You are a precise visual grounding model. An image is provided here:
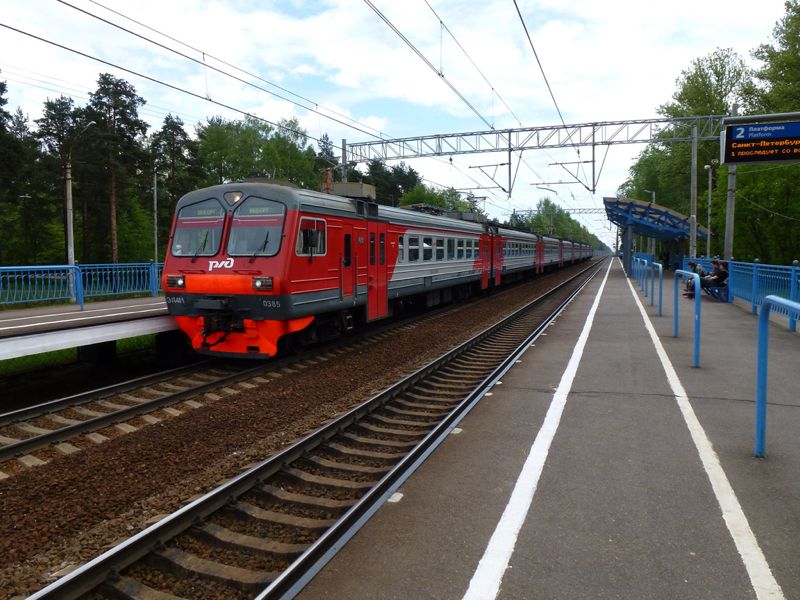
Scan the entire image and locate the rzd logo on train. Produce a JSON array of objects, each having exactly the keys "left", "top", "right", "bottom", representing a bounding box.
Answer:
[{"left": 208, "top": 258, "right": 234, "bottom": 271}]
